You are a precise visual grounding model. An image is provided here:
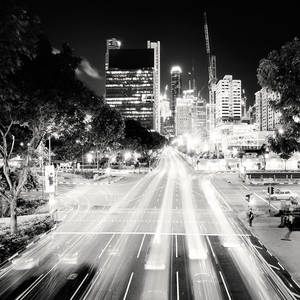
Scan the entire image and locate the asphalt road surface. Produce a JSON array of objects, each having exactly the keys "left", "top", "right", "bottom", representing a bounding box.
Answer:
[{"left": 0, "top": 147, "right": 297, "bottom": 300}]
